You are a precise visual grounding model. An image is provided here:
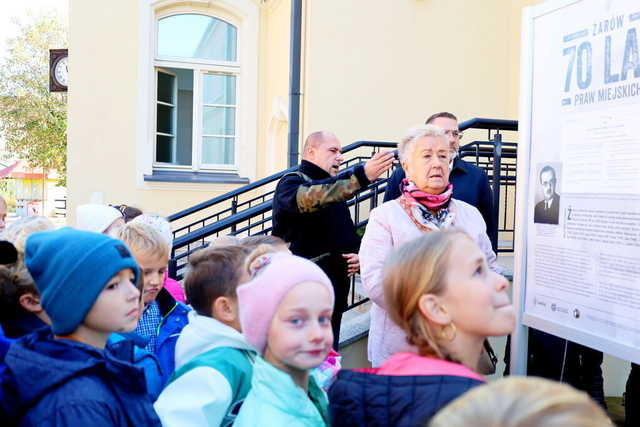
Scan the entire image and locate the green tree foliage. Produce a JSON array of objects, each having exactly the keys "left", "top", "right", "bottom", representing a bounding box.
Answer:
[{"left": 0, "top": 11, "right": 68, "bottom": 185}]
